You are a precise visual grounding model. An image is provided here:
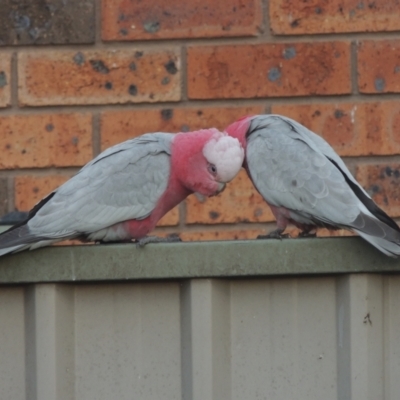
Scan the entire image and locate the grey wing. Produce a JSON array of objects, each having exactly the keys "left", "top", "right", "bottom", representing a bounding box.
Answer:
[
  {"left": 268, "top": 114, "right": 371, "bottom": 198},
  {"left": 246, "top": 116, "right": 361, "bottom": 226},
  {"left": 27, "top": 132, "right": 174, "bottom": 237}
]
